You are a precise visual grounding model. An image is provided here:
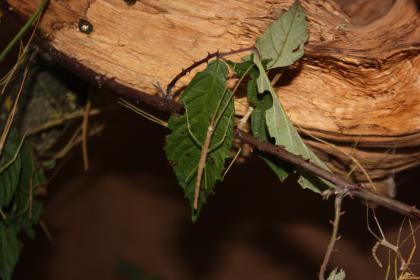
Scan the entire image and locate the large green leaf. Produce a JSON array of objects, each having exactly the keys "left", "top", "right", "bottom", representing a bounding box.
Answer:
[
  {"left": 0, "top": 223, "right": 21, "bottom": 280},
  {"left": 0, "top": 131, "right": 22, "bottom": 209},
  {"left": 10, "top": 144, "right": 33, "bottom": 217},
  {"left": 0, "top": 201, "right": 42, "bottom": 280},
  {"left": 165, "top": 60, "right": 234, "bottom": 221},
  {"left": 249, "top": 77, "right": 290, "bottom": 182},
  {"left": 0, "top": 129, "right": 44, "bottom": 279},
  {"left": 256, "top": 0, "right": 308, "bottom": 69},
  {"left": 254, "top": 55, "right": 332, "bottom": 192}
]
